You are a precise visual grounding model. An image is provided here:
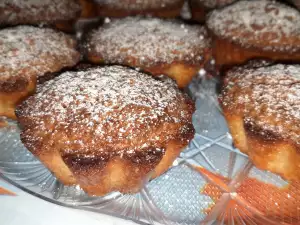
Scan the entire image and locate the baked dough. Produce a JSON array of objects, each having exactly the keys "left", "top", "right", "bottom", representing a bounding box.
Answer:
[
  {"left": 207, "top": 0, "right": 300, "bottom": 66},
  {"left": 220, "top": 64, "right": 300, "bottom": 181},
  {"left": 0, "top": 26, "right": 80, "bottom": 119},
  {"left": 16, "top": 66, "right": 195, "bottom": 196},
  {"left": 84, "top": 17, "right": 212, "bottom": 88}
]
